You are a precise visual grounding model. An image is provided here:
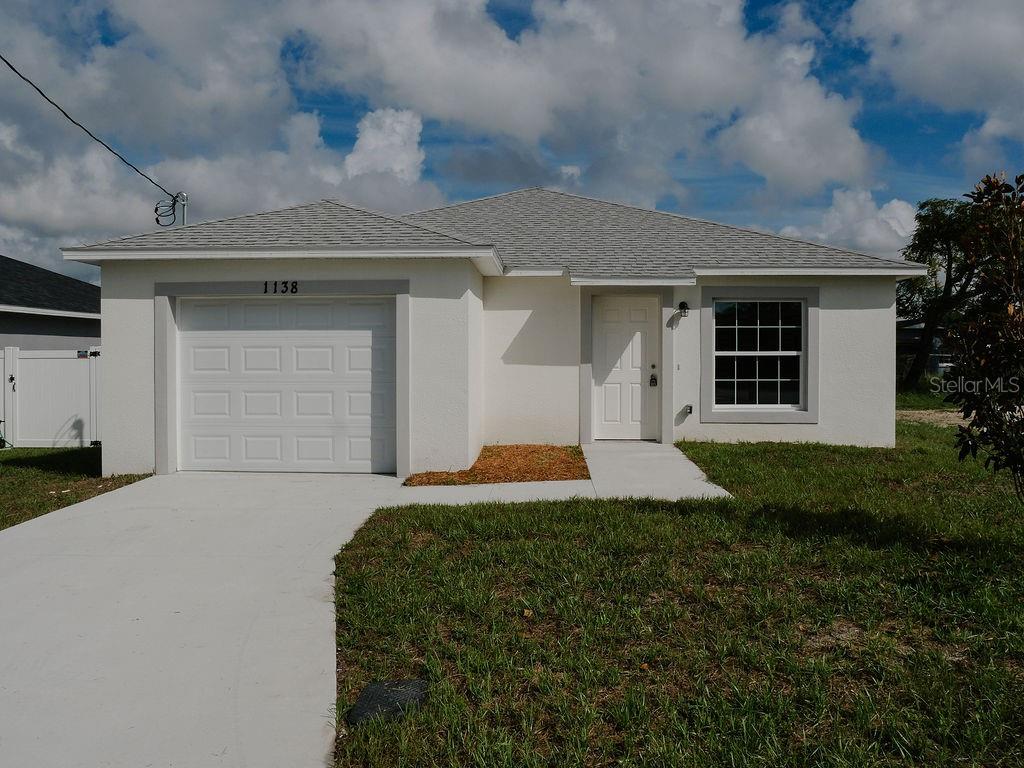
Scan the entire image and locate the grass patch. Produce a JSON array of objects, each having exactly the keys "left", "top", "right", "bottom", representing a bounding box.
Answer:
[
  {"left": 0, "top": 447, "right": 148, "bottom": 531},
  {"left": 896, "top": 387, "right": 957, "bottom": 411},
  {"left": 404, "top": 444, "right": 589, "bottom": 486},
  {"left": 335, "top": 423, "right": 1022, "bottom": 767}
]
